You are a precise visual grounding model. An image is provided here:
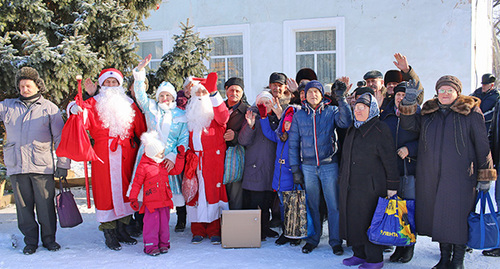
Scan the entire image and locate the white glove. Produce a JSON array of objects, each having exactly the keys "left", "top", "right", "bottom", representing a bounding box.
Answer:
[
  {"left": 70, "top": 104, "right": 83, "bottom": 115},
  {"left": 387, "top": 190, "right": 397, "bottom": 198}
]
